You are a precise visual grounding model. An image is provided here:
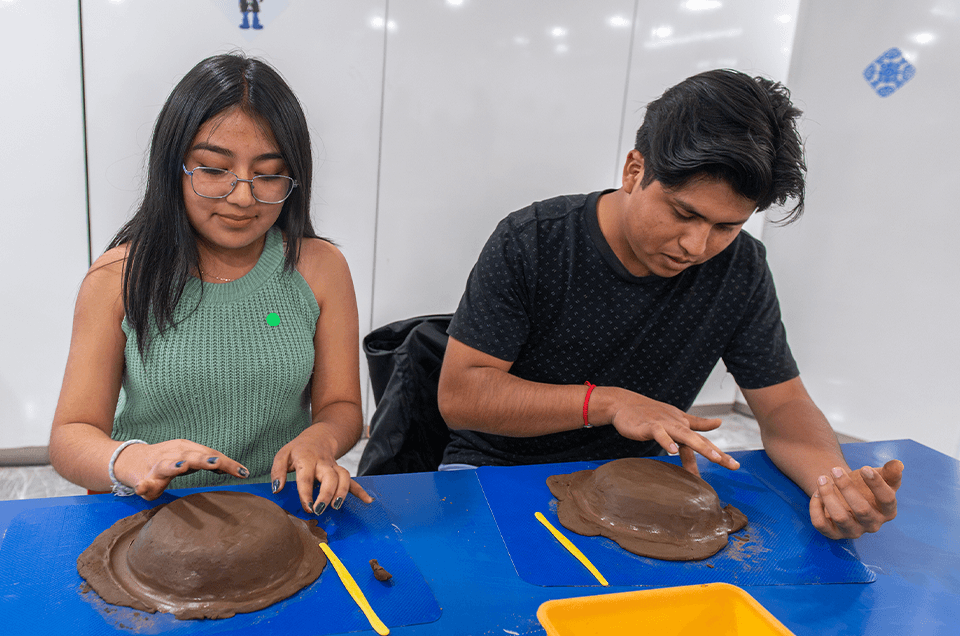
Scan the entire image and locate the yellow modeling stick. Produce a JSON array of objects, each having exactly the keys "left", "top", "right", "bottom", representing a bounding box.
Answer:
[
  {"left": 535, "top": 511, "right": 609, "bottom": 586},
  {"left": 319, "top": 542, "right": 390, "bottom": 635}
]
